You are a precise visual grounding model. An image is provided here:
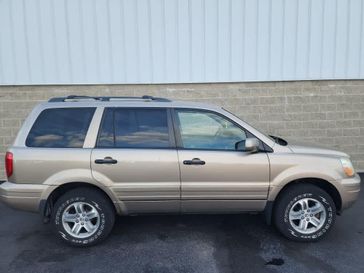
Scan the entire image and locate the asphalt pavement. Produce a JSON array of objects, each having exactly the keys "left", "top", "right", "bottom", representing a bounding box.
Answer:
[{"left": 0, "top": 175, "right": 363, "bottom": 273}]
